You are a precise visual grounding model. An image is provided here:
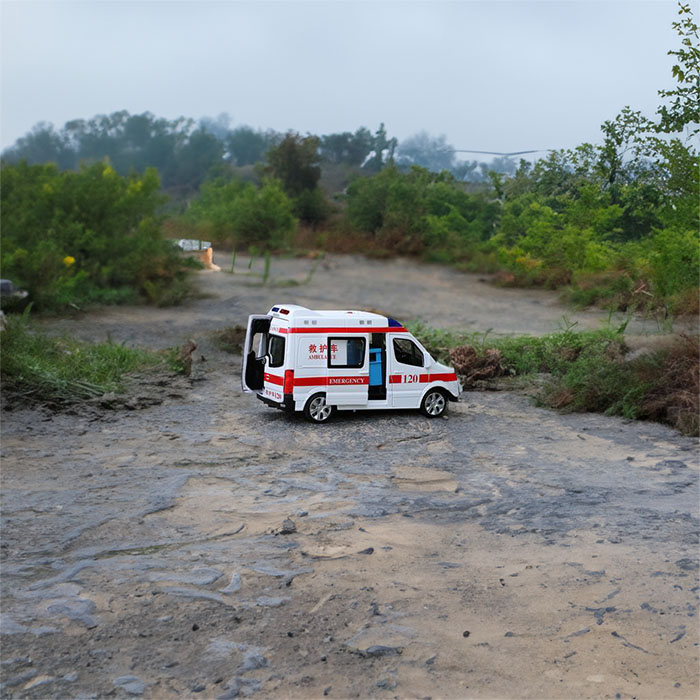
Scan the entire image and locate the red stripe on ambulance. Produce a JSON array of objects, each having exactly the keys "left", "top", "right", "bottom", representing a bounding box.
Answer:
[
  {"left": 421, "top": 372, "right": 458, "bottom": 383},
  {"left": 293, "top": 376, "right": 369, "bottom": 387},
  {"left": 288, "top": 326, "right": 408, "bottom": 334},
  {"left": 390, "top": 372, "right": 458, "bottom": 384},
  {"left": 270, "top": 372, "right": 456, "bottom": 388}
]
